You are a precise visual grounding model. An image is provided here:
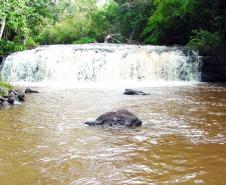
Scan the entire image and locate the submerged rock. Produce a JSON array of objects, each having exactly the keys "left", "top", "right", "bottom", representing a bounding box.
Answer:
[
  {"left": 84, "top": 109, "right": 142, "bottom": 127},
  {"left": 25, "top": 88, "right": 39, "bottom": 94},
  {"left": 124, "top": 89, "right": 149, "bottom": 96}
]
